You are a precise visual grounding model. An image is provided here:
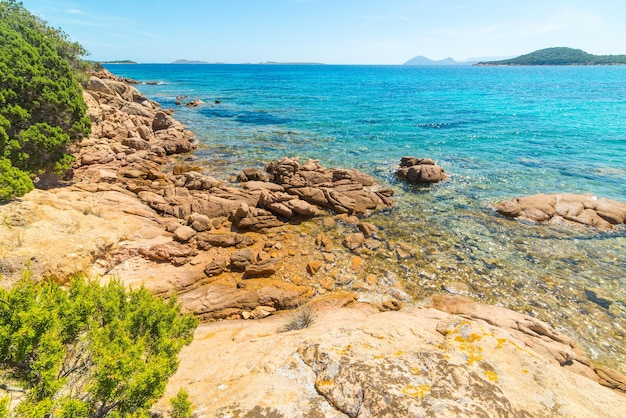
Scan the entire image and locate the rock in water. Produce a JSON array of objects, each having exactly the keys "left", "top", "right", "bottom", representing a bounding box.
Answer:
[
  {"left": 495, "top": 193, "right": 626, "bottom": 231},
  {"left": 396, "top": 156, "right": 447, "bottom": 183}
]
